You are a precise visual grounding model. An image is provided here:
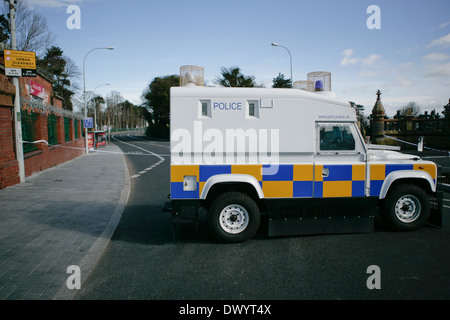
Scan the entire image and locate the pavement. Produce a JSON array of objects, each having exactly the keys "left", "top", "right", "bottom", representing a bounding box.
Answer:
[{"left": 0, "top": 142, "right": 130, "bottom": 300}]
